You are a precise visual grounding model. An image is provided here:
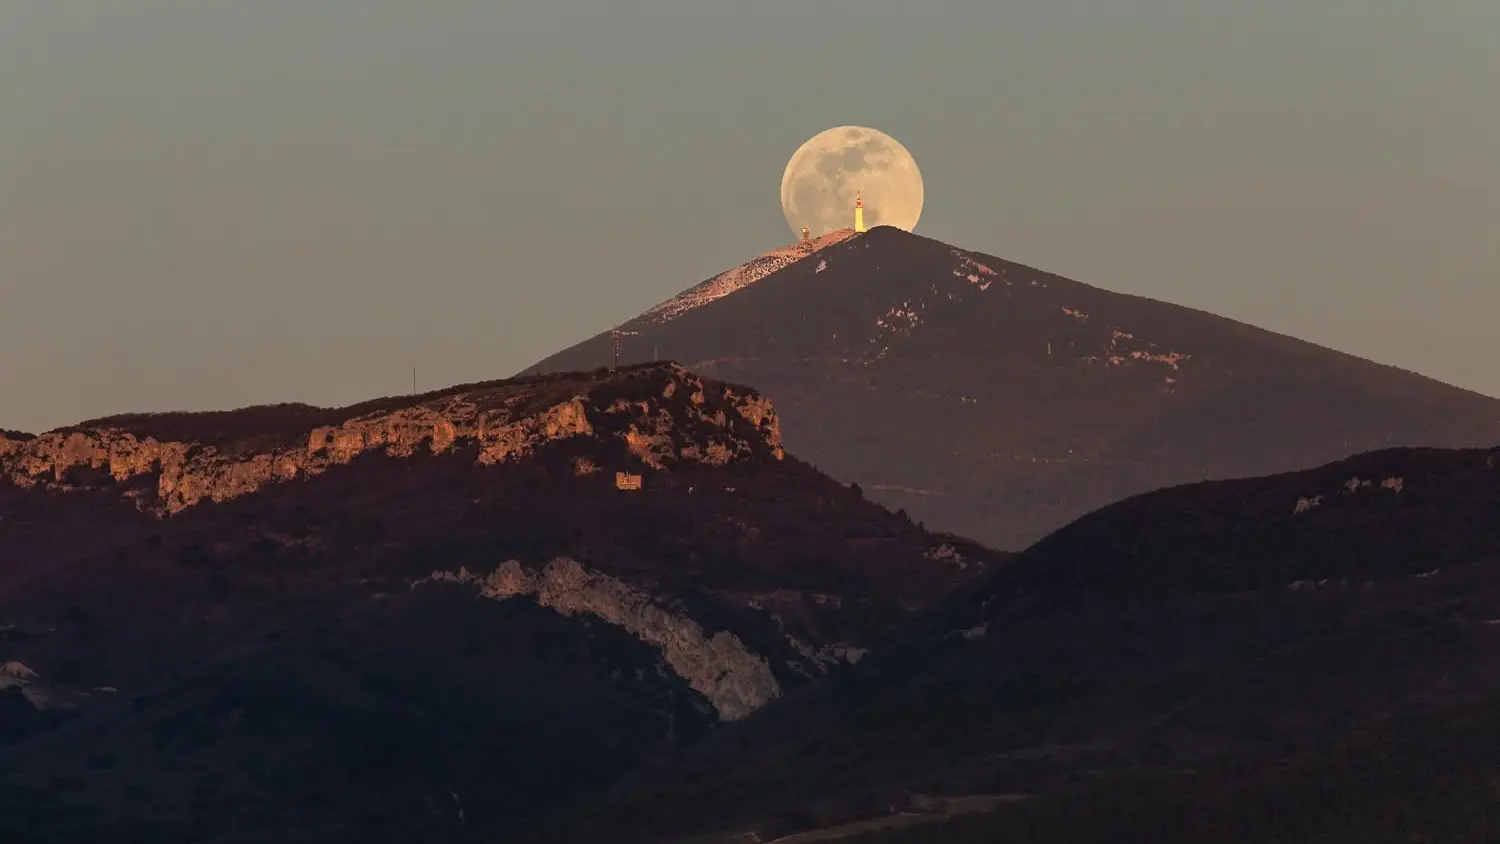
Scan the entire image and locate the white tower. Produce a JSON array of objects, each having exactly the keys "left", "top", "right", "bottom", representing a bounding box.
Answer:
[{"left": 854, "top": 192, "right": 867, "bottom": 233}]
